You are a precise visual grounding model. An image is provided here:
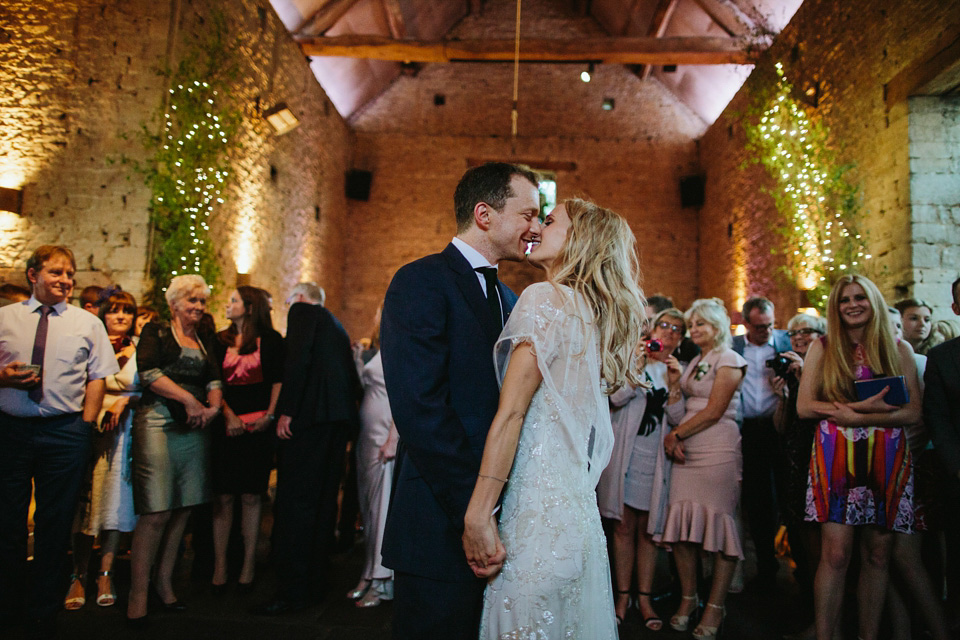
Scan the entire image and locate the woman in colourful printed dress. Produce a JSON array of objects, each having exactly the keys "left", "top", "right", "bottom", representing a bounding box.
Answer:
[{"left": 797, "top": 274, "right": 921, "bottom": 640}]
